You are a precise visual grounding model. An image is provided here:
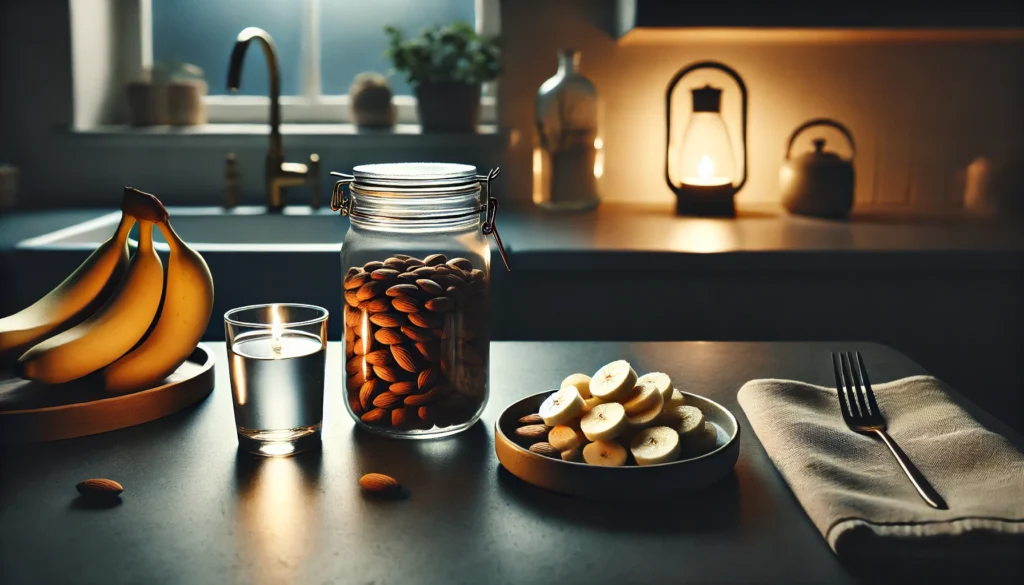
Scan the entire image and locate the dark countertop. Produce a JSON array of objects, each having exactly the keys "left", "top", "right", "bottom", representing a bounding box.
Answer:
[{"left": 2, "top": 341, "right": 1021, "bottom": 585}]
